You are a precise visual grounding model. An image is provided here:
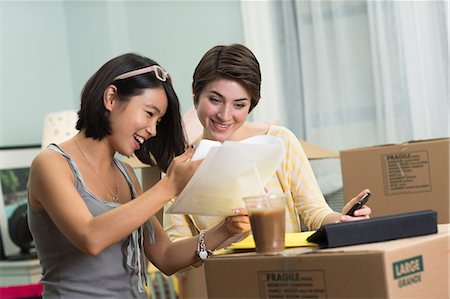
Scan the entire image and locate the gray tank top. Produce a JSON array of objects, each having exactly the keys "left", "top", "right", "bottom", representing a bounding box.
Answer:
[{"left": 28, "top": 144, "right": 155, "bottom": 298}]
